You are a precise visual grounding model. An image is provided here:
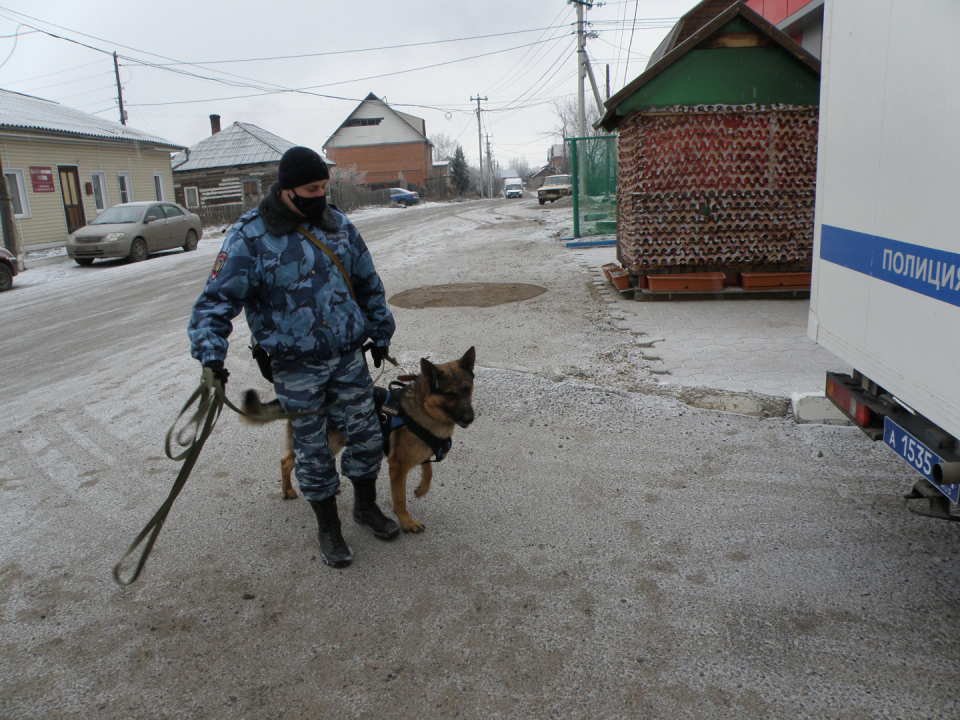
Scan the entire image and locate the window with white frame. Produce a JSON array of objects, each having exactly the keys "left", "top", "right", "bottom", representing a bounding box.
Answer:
[
  {"left": 153, "top": 172, "right": 166, "bottom": 201},
  {"left": 184, "top": 186, "right": 200, "bottom": 208},
  {"left": 118, "top": 172, "right": 133, "bottom": 203},
  {"left": 91, "top": 171, "right": 109, "bottom": 212},
  {"left": 3, "top": 169, "right": 30, "bottom": 218}
]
